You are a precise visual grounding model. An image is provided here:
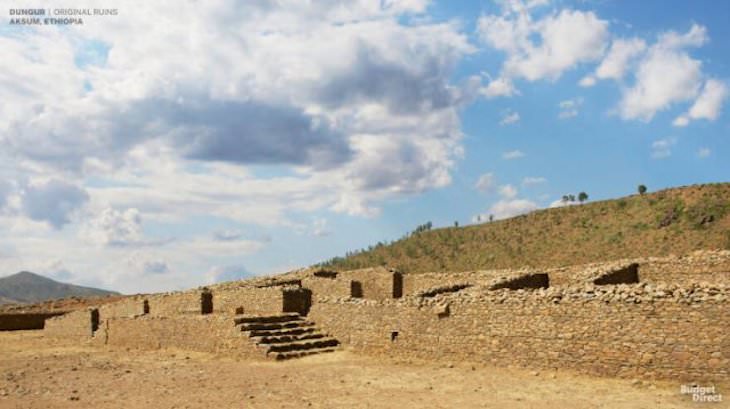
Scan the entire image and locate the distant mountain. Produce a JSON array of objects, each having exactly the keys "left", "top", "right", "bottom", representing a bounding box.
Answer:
[{"left": 0, "top": 271, "right": 120, "bottom": 305}]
